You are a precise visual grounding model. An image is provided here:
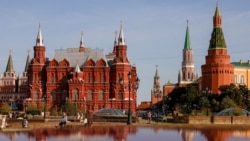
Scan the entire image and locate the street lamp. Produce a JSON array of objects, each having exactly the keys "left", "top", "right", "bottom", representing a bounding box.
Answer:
[
  {"left": 202, "top": 87, "right": 212, "bottom": 116},
  {"left": 119, "top": 72, "right": 140, "bottom": 125}
]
